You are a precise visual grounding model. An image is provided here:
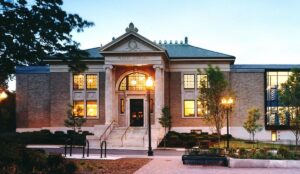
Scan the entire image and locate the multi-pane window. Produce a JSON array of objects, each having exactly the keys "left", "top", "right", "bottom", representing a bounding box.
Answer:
[
  {"left": 119, "top": 73, "right": 153, "bottom": 91},
  {"left": 184, "top": 75, "right": 195, "bottom": 89},
  {"left": 197, "top": 74, "right": 208, "bottom": 88},
  {"left": 73, "top": 101, "right": 84, "bottom": 117},
  {"left": 86, "top": 74, "right": 97, "bottom": 89},
  {"left": 266, "top": 71, "right": 291, "bottom": 126},
  {"left": 72, "top": 73, "right": 99, "bottom": 118},
  {"left": 184, "top": 100, "right": 195, "bottom": 117},
  {"left": 73, "top": 74, "right": 84, "bottom": 89},
  {"left": 86, "top": 101, "right": 97, "bottom": 117},
  {"left": 197, "top": 100, "right": 208, "bottom": 117}
]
